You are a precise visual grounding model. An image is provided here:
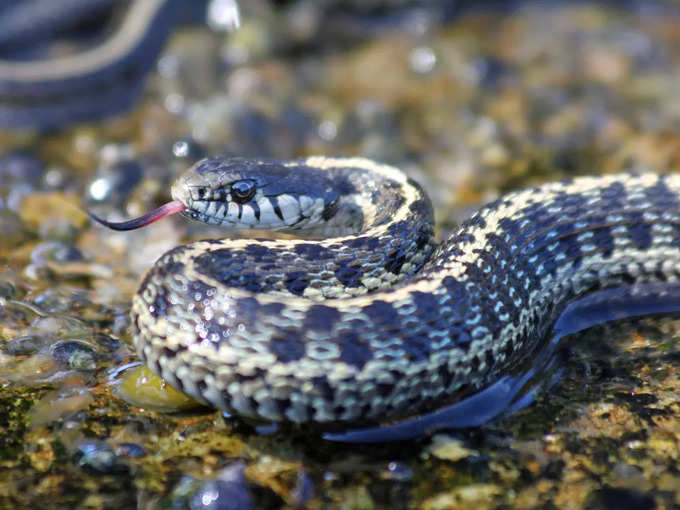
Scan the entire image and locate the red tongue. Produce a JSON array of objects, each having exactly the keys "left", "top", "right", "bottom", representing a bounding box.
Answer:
[{"left": 87, "top": 200, "right": 186, "bottom": 231}]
